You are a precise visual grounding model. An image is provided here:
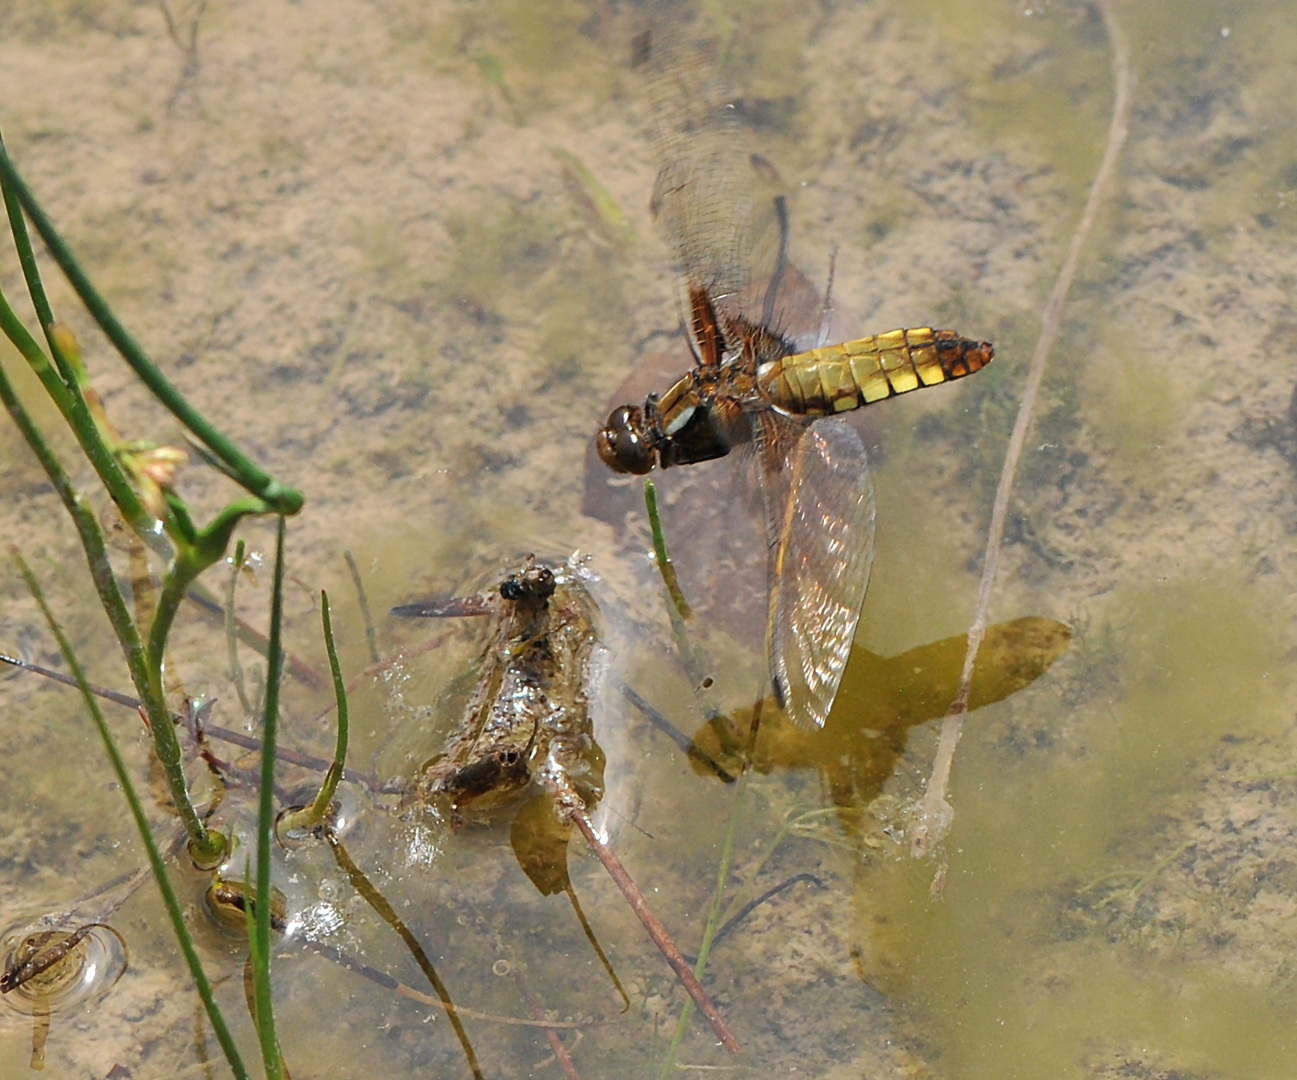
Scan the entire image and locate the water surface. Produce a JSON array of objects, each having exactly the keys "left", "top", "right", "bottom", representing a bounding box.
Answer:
[{"left": 1, "top": 0, "right": 1295, "bottom": 1077}]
